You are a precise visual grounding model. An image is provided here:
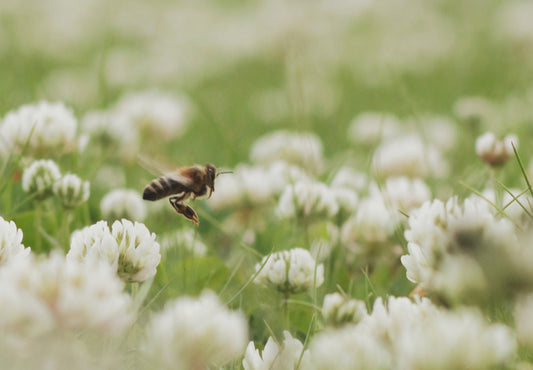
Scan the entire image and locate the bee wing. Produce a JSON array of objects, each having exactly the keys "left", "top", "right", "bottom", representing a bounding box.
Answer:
[
  {"left": 138, "top": 154, "right": 174, "bottom": 177},
  {"left": 165, "top": 171, "right": 195, "bottom": 188}
]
